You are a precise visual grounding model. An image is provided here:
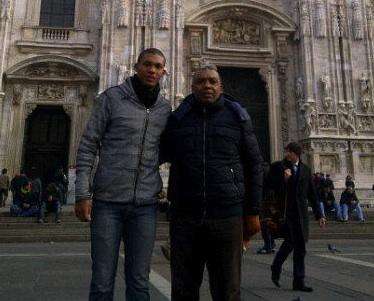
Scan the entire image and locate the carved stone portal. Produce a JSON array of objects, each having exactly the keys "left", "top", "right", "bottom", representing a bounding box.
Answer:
[
  {"left": 38, "top": 84, "right": 65, "bottom": 100},
  {"left": 212, "top": 19, "right": 261, "bottom": 46}
]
